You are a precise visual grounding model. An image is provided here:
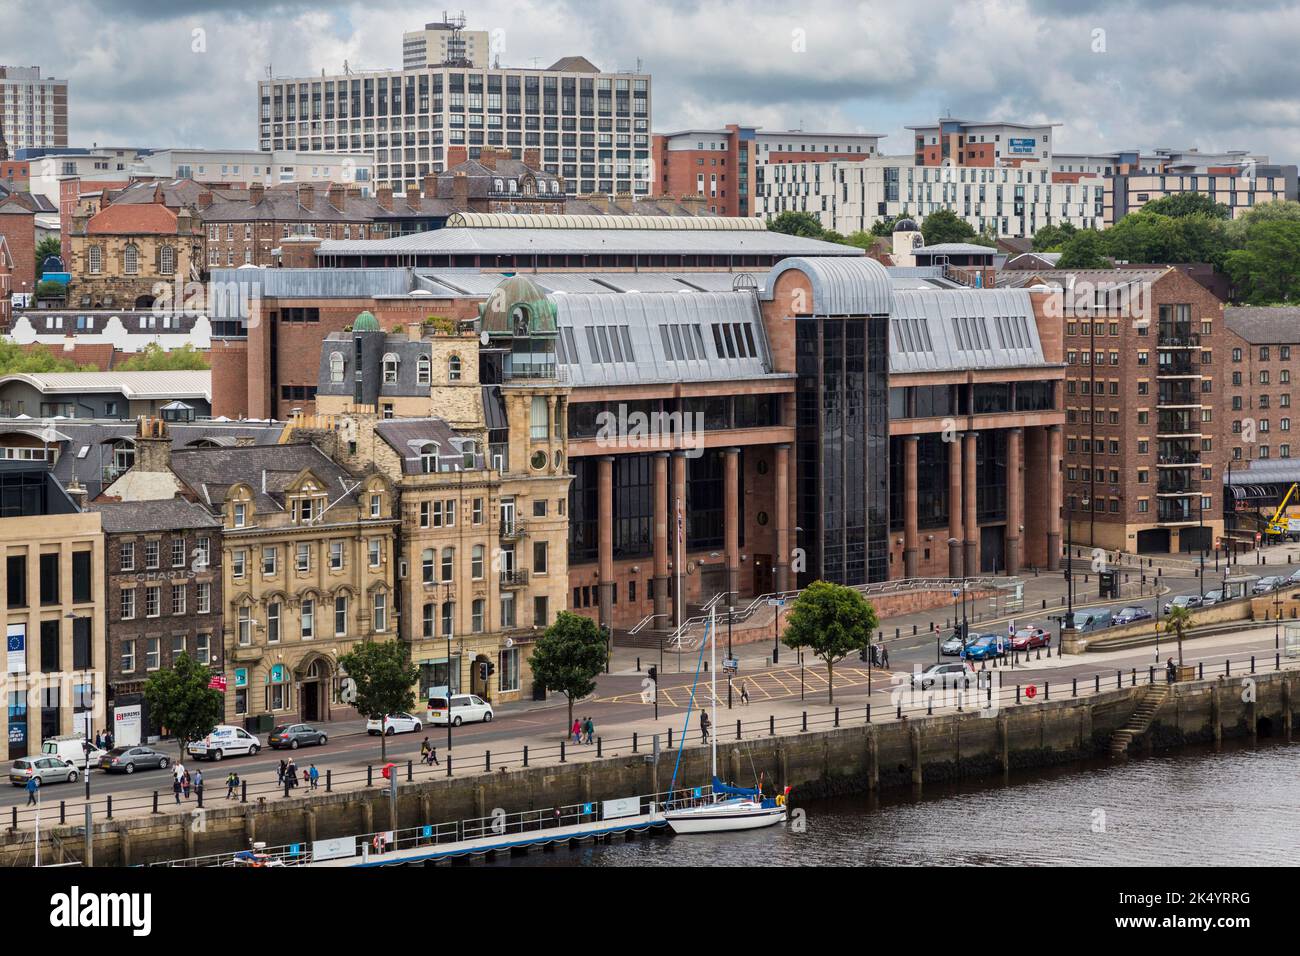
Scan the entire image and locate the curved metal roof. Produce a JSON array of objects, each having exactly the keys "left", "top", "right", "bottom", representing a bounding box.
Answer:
[
  {"left": 764, "top": 256, "right": 894, "bottom": 316},
  {"left": 889, "top": 289, "right": 1047, "bottom": 373},
  {"left": 445, "top": 212, "right": 766, "bottom": 231}
]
